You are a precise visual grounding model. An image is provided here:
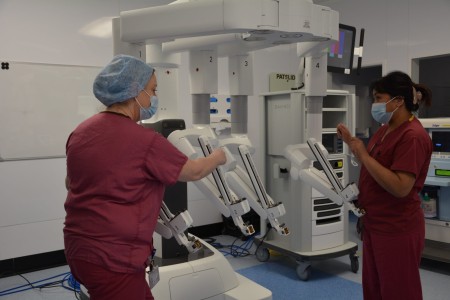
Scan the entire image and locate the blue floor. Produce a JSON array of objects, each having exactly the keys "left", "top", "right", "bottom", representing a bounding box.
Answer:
[{"left": 237, "top": 260, "right": 363, "bottom": 300}]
